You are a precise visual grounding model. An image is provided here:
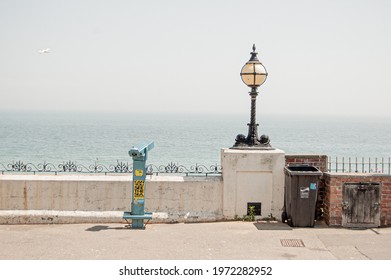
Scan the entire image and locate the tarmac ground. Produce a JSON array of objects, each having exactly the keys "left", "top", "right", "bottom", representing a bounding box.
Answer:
[{"left": 1, "top": 221, "right": 391, "bottom": 260}]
